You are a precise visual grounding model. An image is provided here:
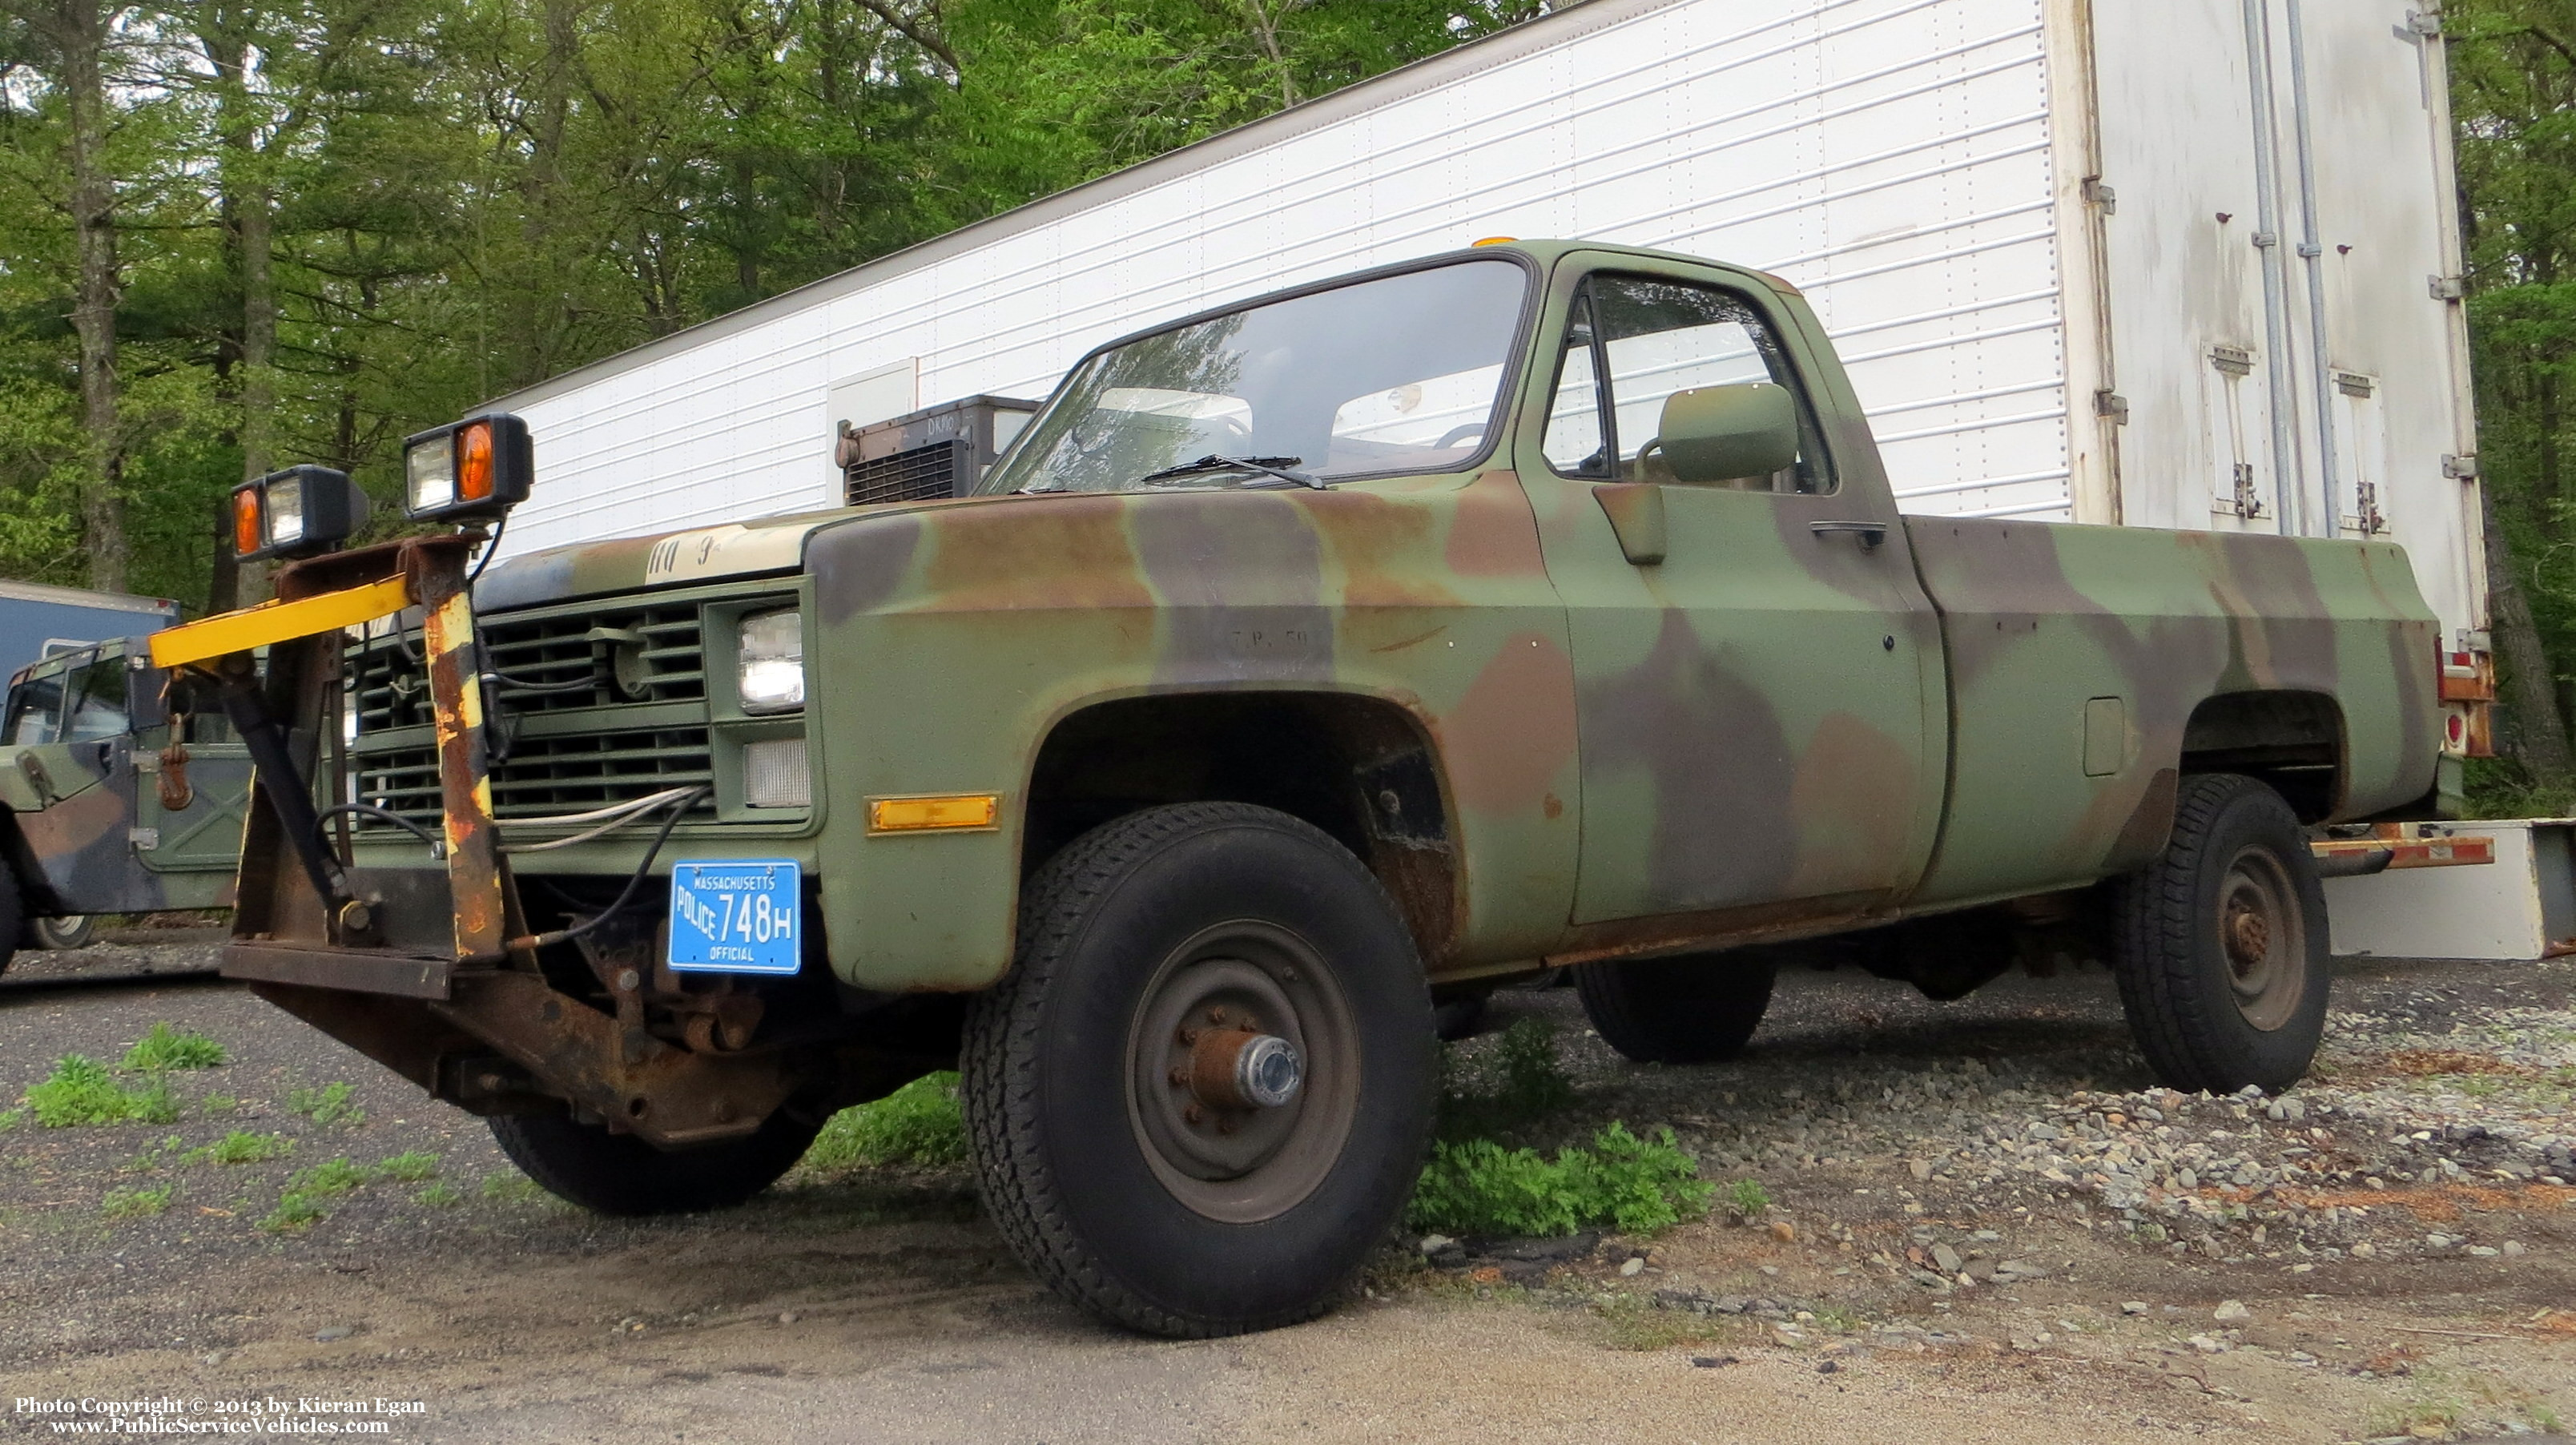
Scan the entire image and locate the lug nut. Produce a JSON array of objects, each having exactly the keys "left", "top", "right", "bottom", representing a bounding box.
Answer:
[
  {"left": 1183, "top": 1104, "right": 1205, "bottom": 1125},
  {"left": 1168, "top": 1067, "right": 1188, "bottom": 1086}
]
